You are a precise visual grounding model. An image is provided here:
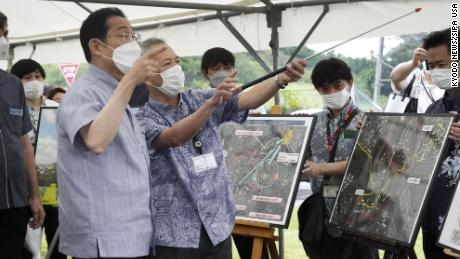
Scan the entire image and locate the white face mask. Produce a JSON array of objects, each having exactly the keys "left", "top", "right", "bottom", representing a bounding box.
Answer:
[
  {"left": 24, "top": 80, "right": 45, "bottom": 100},
  {"left": 209, "top": 70, "right": 231, "bottom": 88},
  {"left": 0, "top": 37, "right": 9, "bottom": 60},
  {"left": 156, "top": 65, "right": 185, "bottom": 97},
  {"left": 322, "top": 87, "right": 351, "bottom": 110},
  {"left": 98, "top": 39, "right": 142, "bottom": 74},
  {"left": 429, "top": 68, "right": 452, "bottom": 90}
]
